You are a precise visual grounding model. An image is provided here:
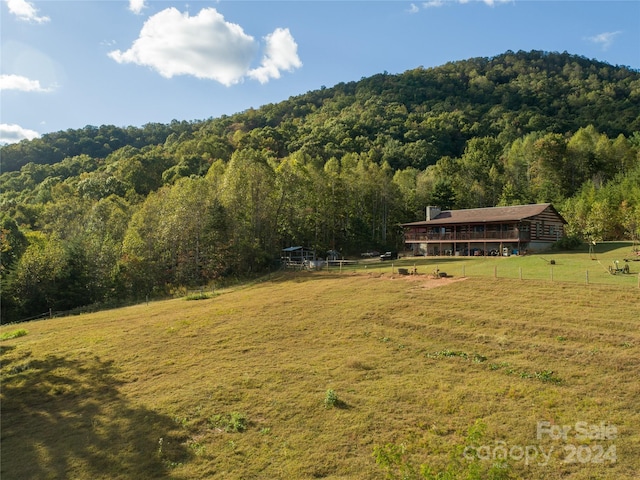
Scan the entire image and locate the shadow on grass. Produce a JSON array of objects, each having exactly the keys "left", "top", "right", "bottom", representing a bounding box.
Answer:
[
  {"left": 262, "top": 270, "right": 348, "bottom": 284},
  {"left": 333, "top": 399, "right": 352, "bottom": 410},
  {"left": 552, "top": 241, "right": 635, "bottom": 255},
  {"left": 0, "top": 353, "right": 192, "bottom": 480},
  {"left": 0, "top": 344, "right": 16, "bottom": 358}
]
